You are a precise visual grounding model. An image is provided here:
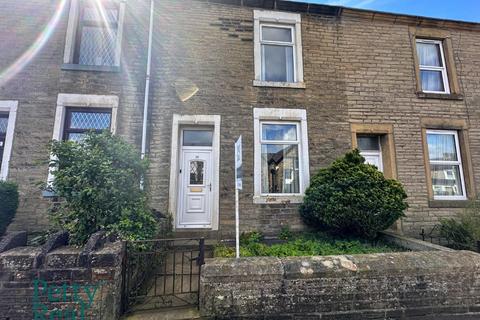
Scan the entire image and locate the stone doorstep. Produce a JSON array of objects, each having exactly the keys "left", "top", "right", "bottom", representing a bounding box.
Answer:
[{"left": 122, "top": 307, "right": 202, "bottom": 320}]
